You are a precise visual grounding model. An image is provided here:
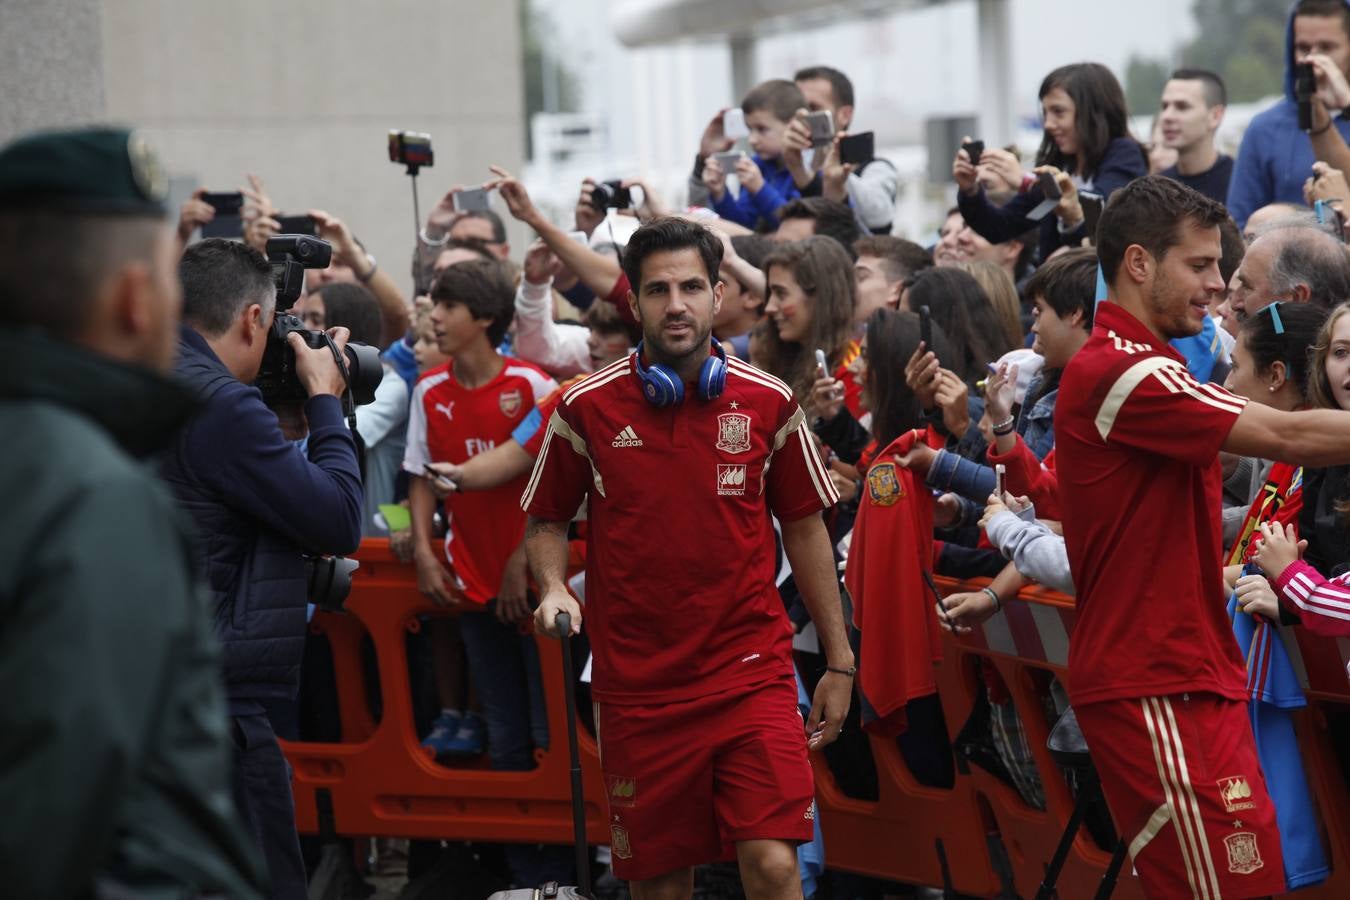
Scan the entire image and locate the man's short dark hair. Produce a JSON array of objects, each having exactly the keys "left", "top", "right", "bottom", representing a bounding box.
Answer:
[
  {"left": 853, "top": 235, "right": 933, "bottom": 283},
  {"left": 457, "top": 209, "right": 507, "bottom": 244},
  {"left": 793, "top": 65, "right": 854, "bottom": 108},
  {"left": 1262, "top": 224, "right": 1350, "bottom": 309},
  {"left": 1169, "top": 68, "right": 1227, "bottom": 107},
  {"left": 314, "top": 282, "right": 382, "bottom": 346},
  {"left": 0, "top": 211, "right": 161, "bottom": 339},
  {"left": 742, "top": 79, "right": 806, "bottom": 124},
  {"left": 180, "top": 238, "right": 275, "bottom": 337},
  {"left": 430, "top": 258, "right": 516, "bottom": 347},
  {"left": 778, "top": 198, "right": 863, "bottom": 260},
  {"left": 1096, "top": 175, "right": 1229, "bottom": 286},
  {"left": 1024, "top": 247, "right": 1099, "bottom": 331},
  {"left": 1296, "top": 0, "right": 1350, "bottom": 39},
  {"left": 621, "top": 217, "right": 723, "bottom": 294}
]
